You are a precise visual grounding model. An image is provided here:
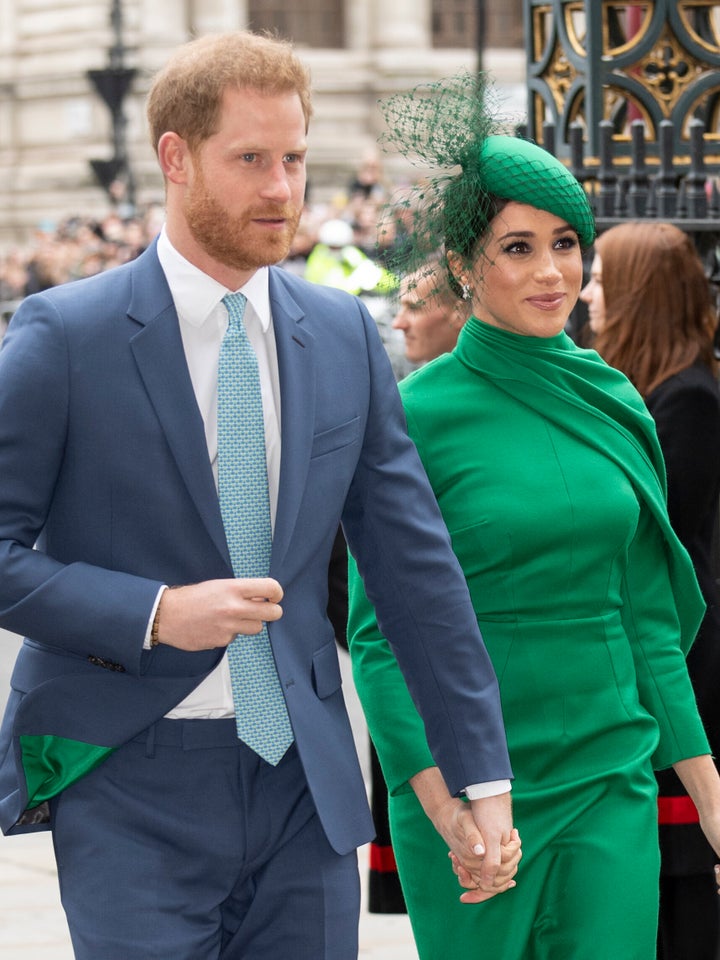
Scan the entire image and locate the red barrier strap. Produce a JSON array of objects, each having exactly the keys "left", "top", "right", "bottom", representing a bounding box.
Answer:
[
  {"left": 658, "top": 794, "right": 700, "bottom": 824},
  {"left": 369, "top": 843, "right": 399, "bottom": 872}
]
